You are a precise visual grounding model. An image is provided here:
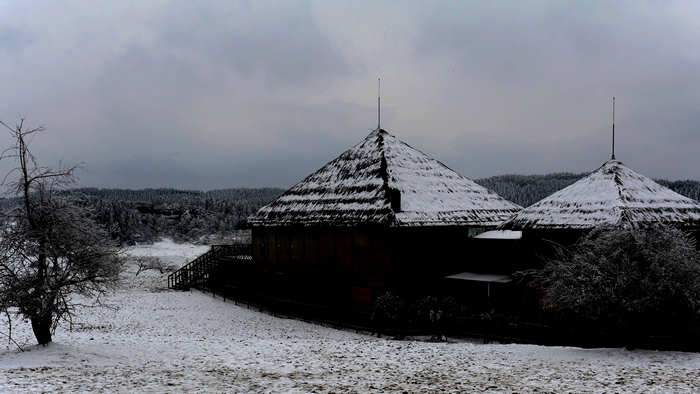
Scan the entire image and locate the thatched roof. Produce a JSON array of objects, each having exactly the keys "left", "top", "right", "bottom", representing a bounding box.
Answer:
[
  {"left": 249, "top": 129, "right": 521, "bottom": 227},
  {"left": 501, "top": 159, "right": 700, "bottom": 230}
]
